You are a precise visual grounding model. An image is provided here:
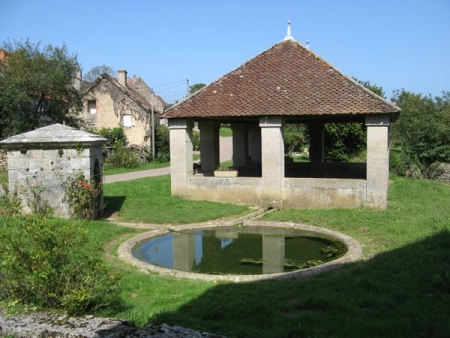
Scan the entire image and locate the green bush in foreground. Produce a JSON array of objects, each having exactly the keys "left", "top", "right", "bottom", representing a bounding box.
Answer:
[{"left": 0, "top": 215, "right": 121, "bottom": 315}]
